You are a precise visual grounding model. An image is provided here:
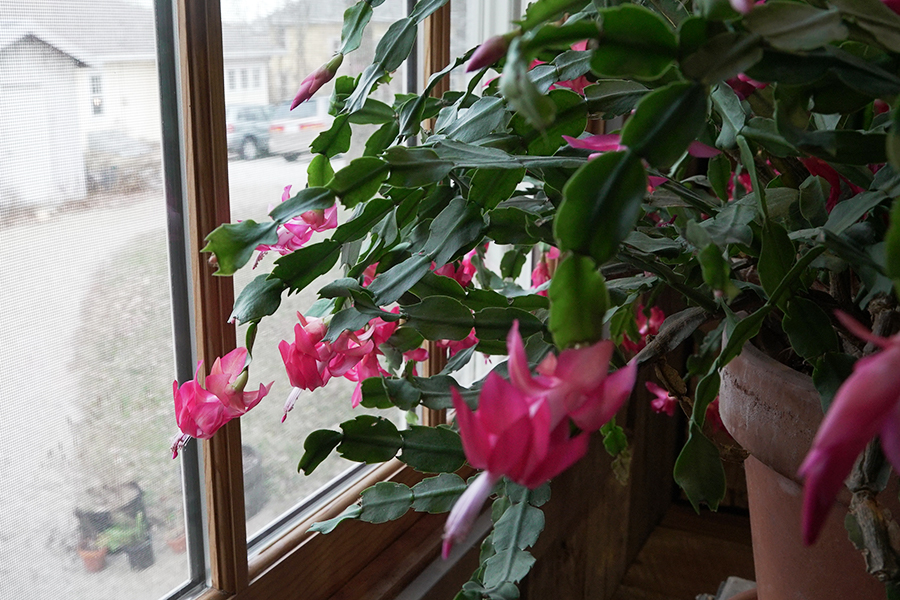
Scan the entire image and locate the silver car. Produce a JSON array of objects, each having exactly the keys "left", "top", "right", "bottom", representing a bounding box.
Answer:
[
  {"left": 225, "top": 104, "right": 271, "bottom": 160},
  {"left": 267, "top": 99, "right": 332, "bottom": 161}
]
